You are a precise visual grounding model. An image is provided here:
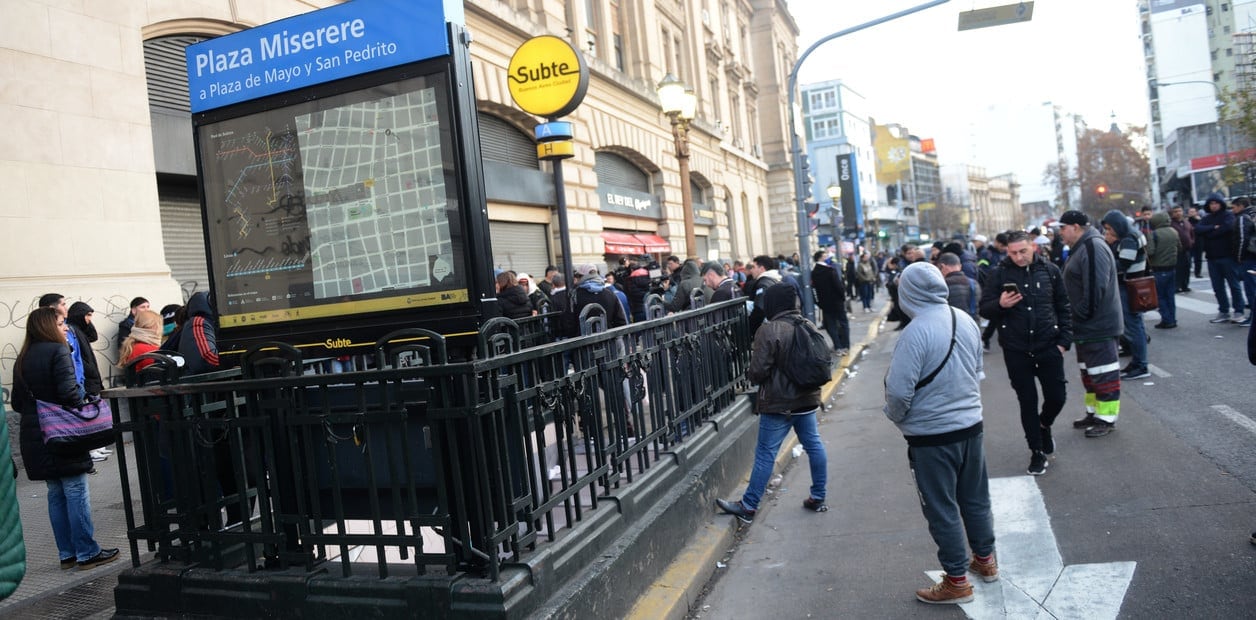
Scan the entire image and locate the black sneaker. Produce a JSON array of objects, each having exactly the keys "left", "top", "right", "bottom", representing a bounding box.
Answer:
[
  {"left": 1121, "top": 366, "right": 1151, "bottom": 380},
  {"left": 1040, "top": 426, "right": 1054, "bottom": 455},
  {"left": 716, "top": 498, "right": 755, "bottom": 524},
  {"left": 1073, "top": 413, "right": 1099, "bottom": 429},
  {"left": 802, "top": 497, "right": 829, "bottom": 512},
  {"left": 1027, "top": 451, "right": 1048, "bottom": 475},
  {"left": 77, "top": 548, "right": 120, "bottom": 569},
  {"left": 60, "top": 557, "right": 76, "bottom": 570},
  {"left": 1084, "top": 420, "right": 1116, "bottom": 438},
  {"left": 1250, "top": 531, "right": 1255, "bottom": 545}
]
